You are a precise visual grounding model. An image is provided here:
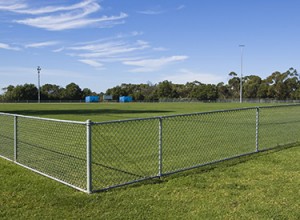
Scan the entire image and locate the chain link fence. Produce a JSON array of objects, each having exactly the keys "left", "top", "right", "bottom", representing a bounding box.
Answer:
[
  {"left": 0, "top": 113, "right": 15, "bottom": 160},
  {"left": 0, "top": 105, "right": 300, "bottom": 193}
]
